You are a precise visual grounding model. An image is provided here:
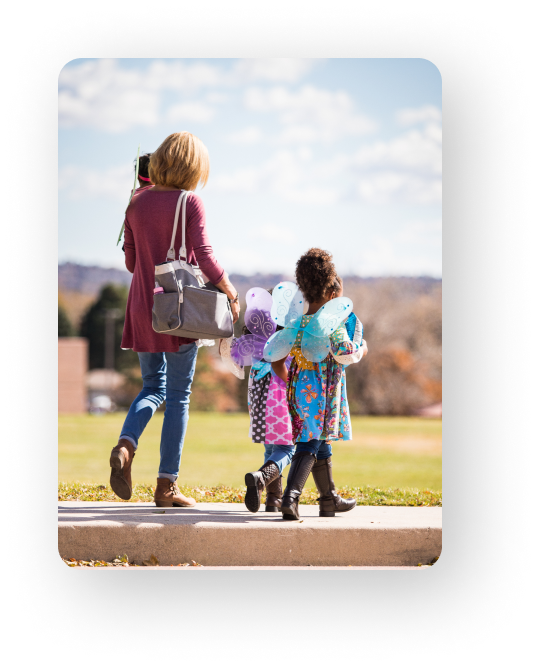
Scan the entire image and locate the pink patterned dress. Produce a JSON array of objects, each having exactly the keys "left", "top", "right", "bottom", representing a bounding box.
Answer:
[{"left": 248, "top": 361, "right": 293, "bottom": 446}]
